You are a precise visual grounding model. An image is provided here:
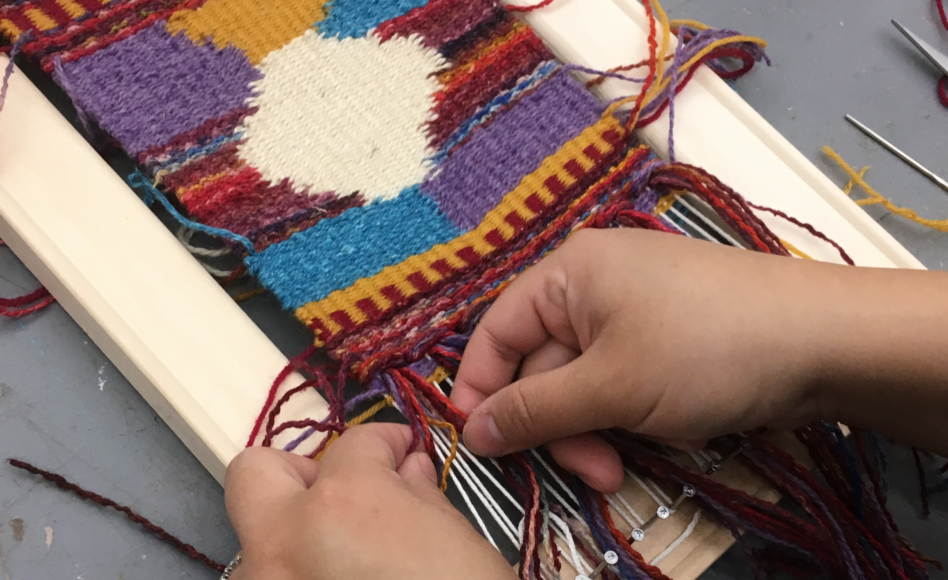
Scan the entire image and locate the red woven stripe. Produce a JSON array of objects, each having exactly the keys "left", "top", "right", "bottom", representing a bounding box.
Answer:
[
  {"left": 504, "top": 211, "right": 526, "bottom": 230},
  {"left": 406, "top": 272, "right": 432, "bottom": 292},
  {"left": 356, "top": 298, "right": 383, "bottom": 320},
  {"left": 329, "top": 310, "right": 356, "bottom": 332},
  {"left": 544, "top": 175, "right": 566, "bottom": 198},
  {"left": 524, "top": 193, "right": 546, "bottom": 214},
  {"left": 35, "top": 0, "right": 71, "bottom": 25},
  {"left": 455, "top": 246, "right": 480, "bottom": 265},
  {"left": 563, "top": 159, "right": 586, "bottom": 180},
  {"left": 430, "top": 259, "right": 454, "bottom": 276},
  {"left": 484, "top": 228, "right": 505, "bottom": 248},
  {"left": 380, "top": 285, "right": 405, "bottom": 304}
]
